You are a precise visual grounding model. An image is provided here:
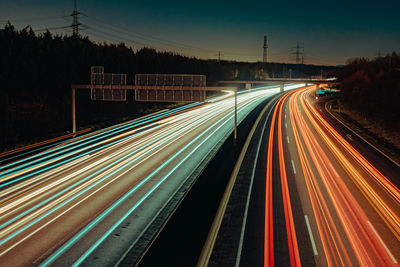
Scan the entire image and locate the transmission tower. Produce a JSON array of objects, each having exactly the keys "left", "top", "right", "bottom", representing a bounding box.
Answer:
[
  {"left": 291, "top": 41, "right": 304, "bottom": 64},
  {"left": 71, "top": 0, "right": 81, "bottom": 36},
  {"left": 263, "top": 35, "right": 268, "bottom": 63},
  {"left": 217, "top": 51, "right": 223, "bottom": 62}
]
